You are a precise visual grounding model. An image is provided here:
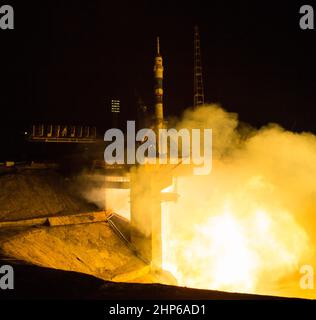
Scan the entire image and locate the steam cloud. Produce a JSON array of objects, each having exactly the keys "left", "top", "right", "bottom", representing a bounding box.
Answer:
[
  {"left": 162, "top": 104, "right": 316, "bottom": 297},
  {"left": 78, "top": 104, "right": 316, "bottom": 297}
]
